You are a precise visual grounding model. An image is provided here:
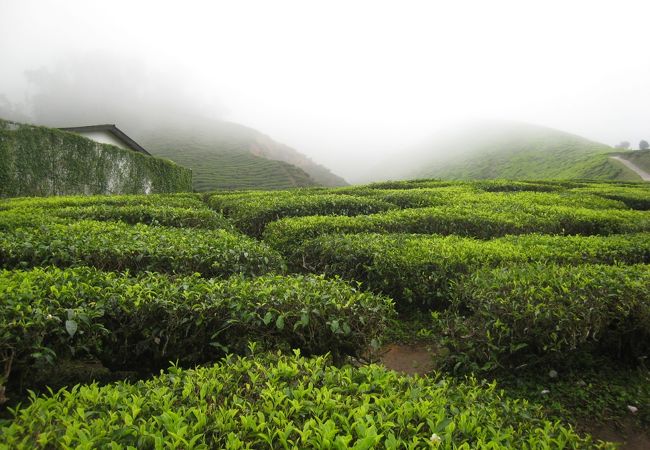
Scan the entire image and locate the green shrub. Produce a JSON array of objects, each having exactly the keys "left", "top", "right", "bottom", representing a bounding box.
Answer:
[
  {"left": 471, "top": 179, "right": 565, "bottom": 192},
  {"left": 0, "top": 208, "right": 62, "bottom": 231},
  {"left": 367, "top": 188, "right": 627, "bottom": 210},
  {"left": 51, "top": 204, "right": 233, "bottom": 229},
  {"left": 1, "top": 352, "right": 609, "bottom": 449},
  {"left": 0, "top": 220, "right": 284, "bottom": 277},
  {"left": 0, "top": 267, "right": 392, "bottom": 393},
  {"left": 296, "top": 232, "right": 650, "bottom": 308},
  {"left": 364, "top": 179, "right": 465, "bottom": 190},
  {"left": 437, "top": 263, "right": 650, "bottom": 370},
  {"left": 208, "top": 191, "right": 396, "bottom": 236},
  {"left": 0, "top": 193, "right": 204, "bottom": 211},
  {"left": 365, "top": 187, "right": 474, "bottom": 208},
  {"left": 363, "top": 179, "right": 566, "bottom": 192},
  {"left": 263, "top": 204, "right": 650, "bottom": 254},
  {"left": 0, "top": 205, "right": 232, "bottom": 231},
  {"left": 571, "top": 185, "right": 650, "bottom": 210}
]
